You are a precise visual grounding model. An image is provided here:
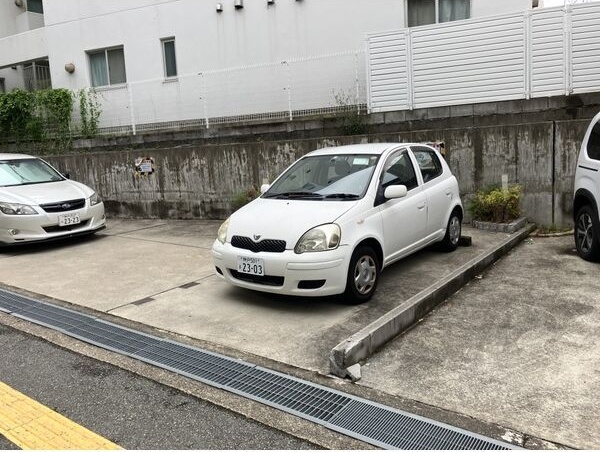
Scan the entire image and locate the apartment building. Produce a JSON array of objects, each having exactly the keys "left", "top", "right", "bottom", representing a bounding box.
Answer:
[{"left": 0, "top": 0, "right": 533, "bottom": 129}]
